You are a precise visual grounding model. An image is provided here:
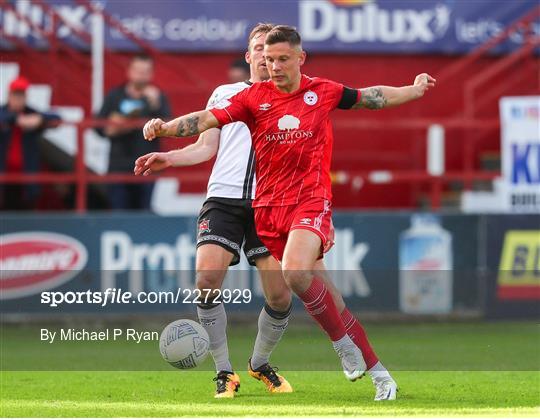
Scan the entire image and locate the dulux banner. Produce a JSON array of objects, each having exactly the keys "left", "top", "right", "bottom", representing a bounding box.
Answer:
[
  {"left": 1, "top": 0, "right": 538, "bottom": 53},
  {"left": 0, "top": 213, "right": 479, "bottom": 315}
]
